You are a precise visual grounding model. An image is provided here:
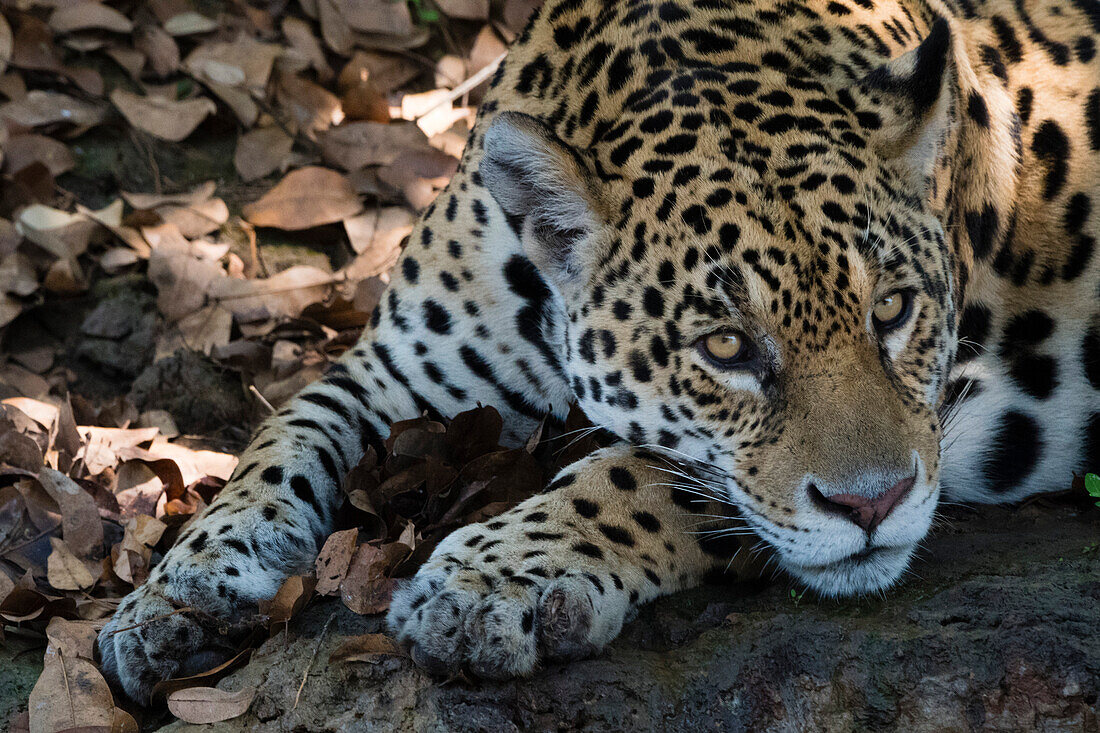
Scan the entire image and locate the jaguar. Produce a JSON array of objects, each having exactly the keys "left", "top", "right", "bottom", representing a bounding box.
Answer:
[{"left": 98, "top": 0, "right": 1100, "bottom": 701}]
